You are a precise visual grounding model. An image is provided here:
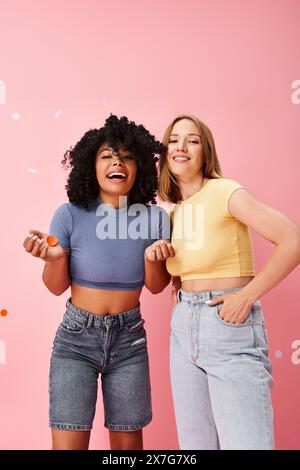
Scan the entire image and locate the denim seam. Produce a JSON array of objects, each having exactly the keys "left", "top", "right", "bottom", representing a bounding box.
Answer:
[
  {"left": 252, "top": 324, "right": 266, "bottom": 358},
  {"left": 104, "top": 415, "right": 152, "bottom": 432},
  {"left": 191, "top": 303, "right": 200, "bottom": 362},
  {"left": 262, "top": 325, "right": 269, "bottom": 349},
  {"left": 49, "top": 421, "right": 92, "bottom": 431},
  {"left": 257, "top": 360, "right": 273, "bottom": 449},
  {"left": 251, "top": 323, "right": 274, "bottom": 448},
  {"left": 188, "top": 304, "right": 196, "bottom": 362}
]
